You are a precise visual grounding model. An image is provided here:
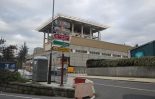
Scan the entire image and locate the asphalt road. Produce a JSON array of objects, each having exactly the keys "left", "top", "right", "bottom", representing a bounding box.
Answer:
[
  {"left": 1, "top": 78, "right": 155, "bottom": 99},
  {"left": 90, "top": 78, "right": 155, "bottom": 99},
  {"left": 0, "top": 92, "right": 71, "bottom": 99}
]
